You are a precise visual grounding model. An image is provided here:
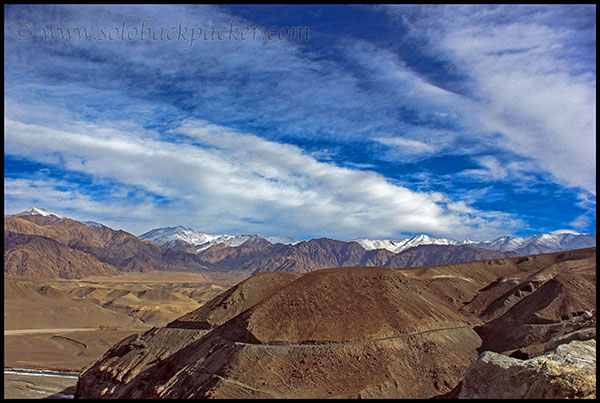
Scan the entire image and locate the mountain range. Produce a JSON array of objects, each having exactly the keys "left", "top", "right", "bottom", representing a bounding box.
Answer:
[
  {"left": 4, "top": 208, "right": 210, "bottom": 279},
  {"left": 140, "top": 222, "right": 595, "bottom": 256},
  {"left": 139, "top": 226, "right": 298, "bottom": 253},
  {"left": 4, "top": 207, "right": 596, "bottom": 279}
]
